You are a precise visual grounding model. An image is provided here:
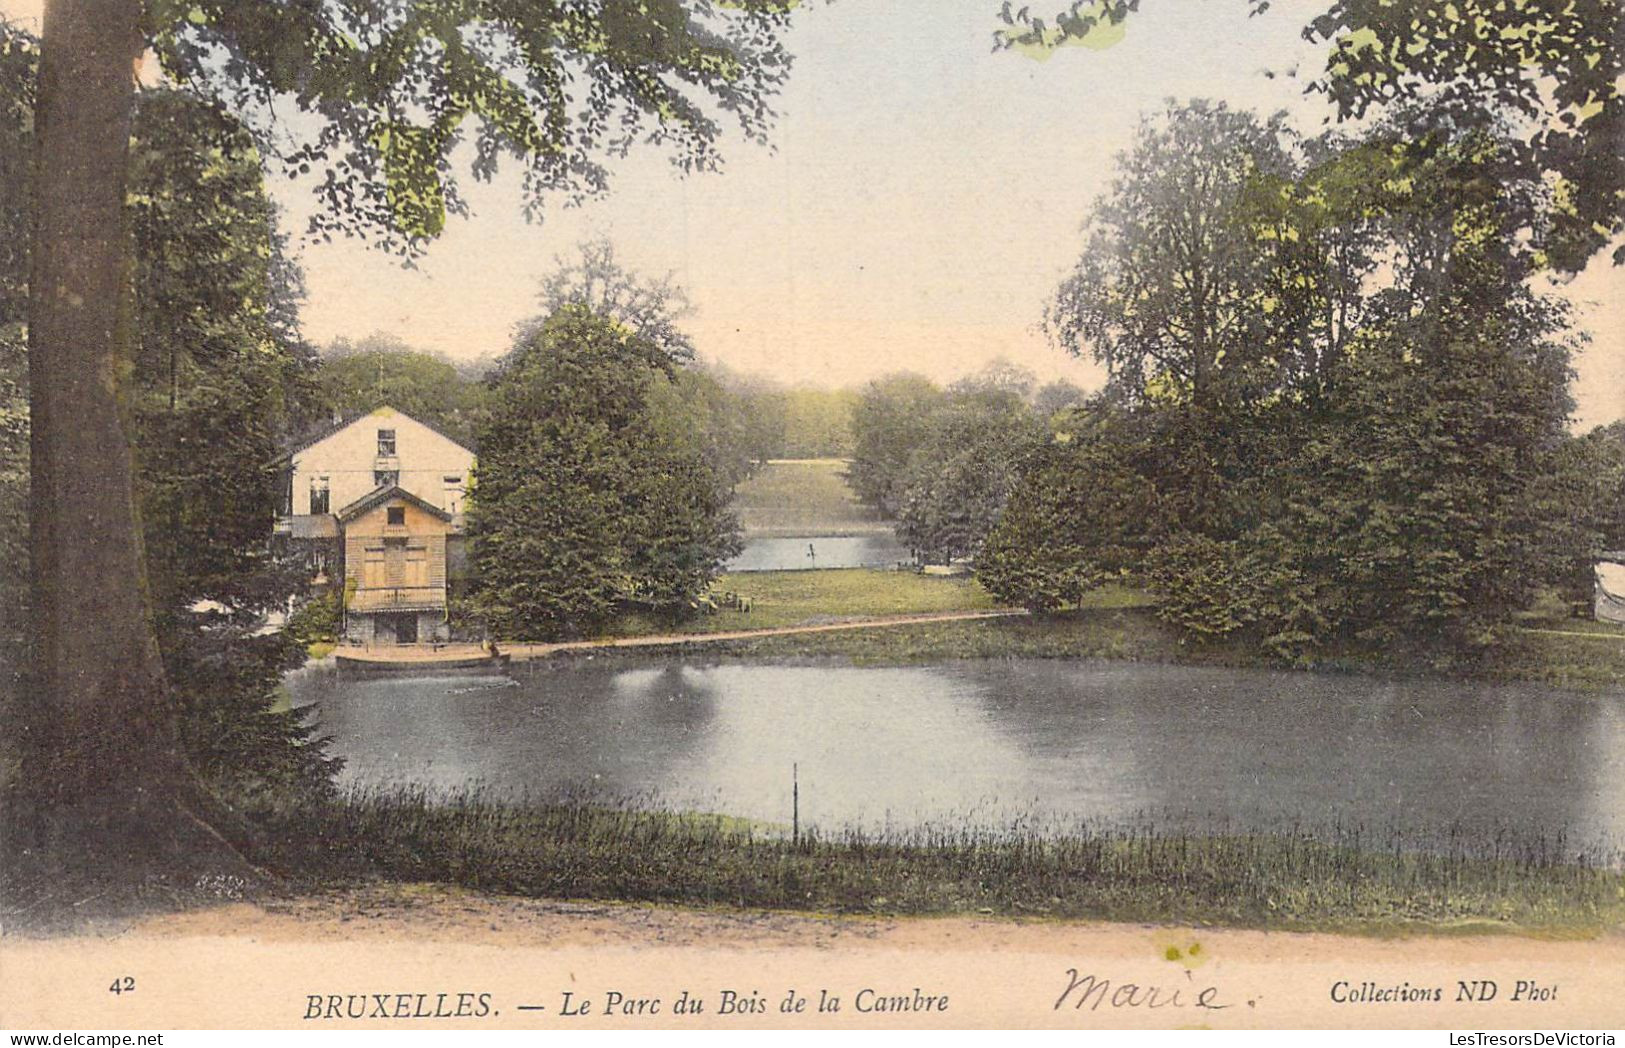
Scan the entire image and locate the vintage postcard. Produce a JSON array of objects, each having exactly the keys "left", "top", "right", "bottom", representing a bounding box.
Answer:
[{"left": 1, "top": 0, "right": 1622, "bottom": 1035}]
